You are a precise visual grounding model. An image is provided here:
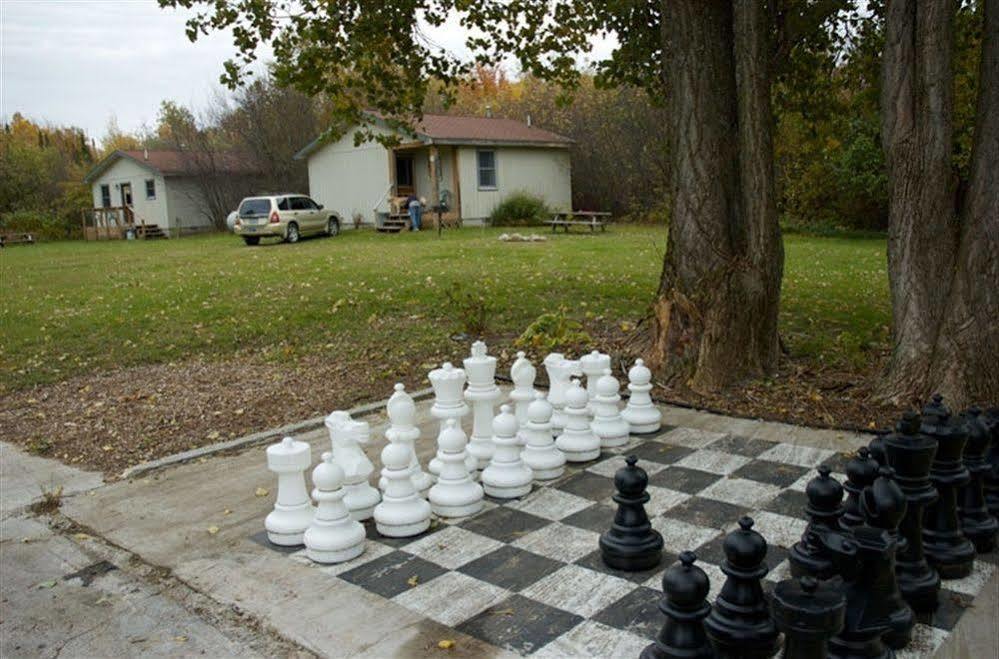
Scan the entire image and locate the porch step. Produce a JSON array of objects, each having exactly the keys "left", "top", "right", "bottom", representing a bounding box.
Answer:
[
  {"left": 135, "top": 225, "right": 167, "bottom": 239},
  {"left": 377, "top": 218, "right": 408, "bottom": 233}
]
